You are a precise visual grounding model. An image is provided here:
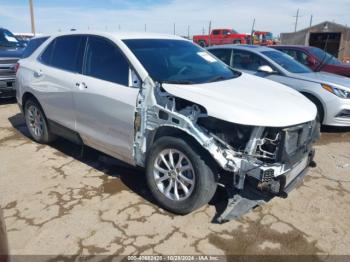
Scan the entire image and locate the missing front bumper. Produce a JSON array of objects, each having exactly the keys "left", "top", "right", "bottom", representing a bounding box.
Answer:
[{"left": 214, "top": 149, "right": 315, "bottom": 224}]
